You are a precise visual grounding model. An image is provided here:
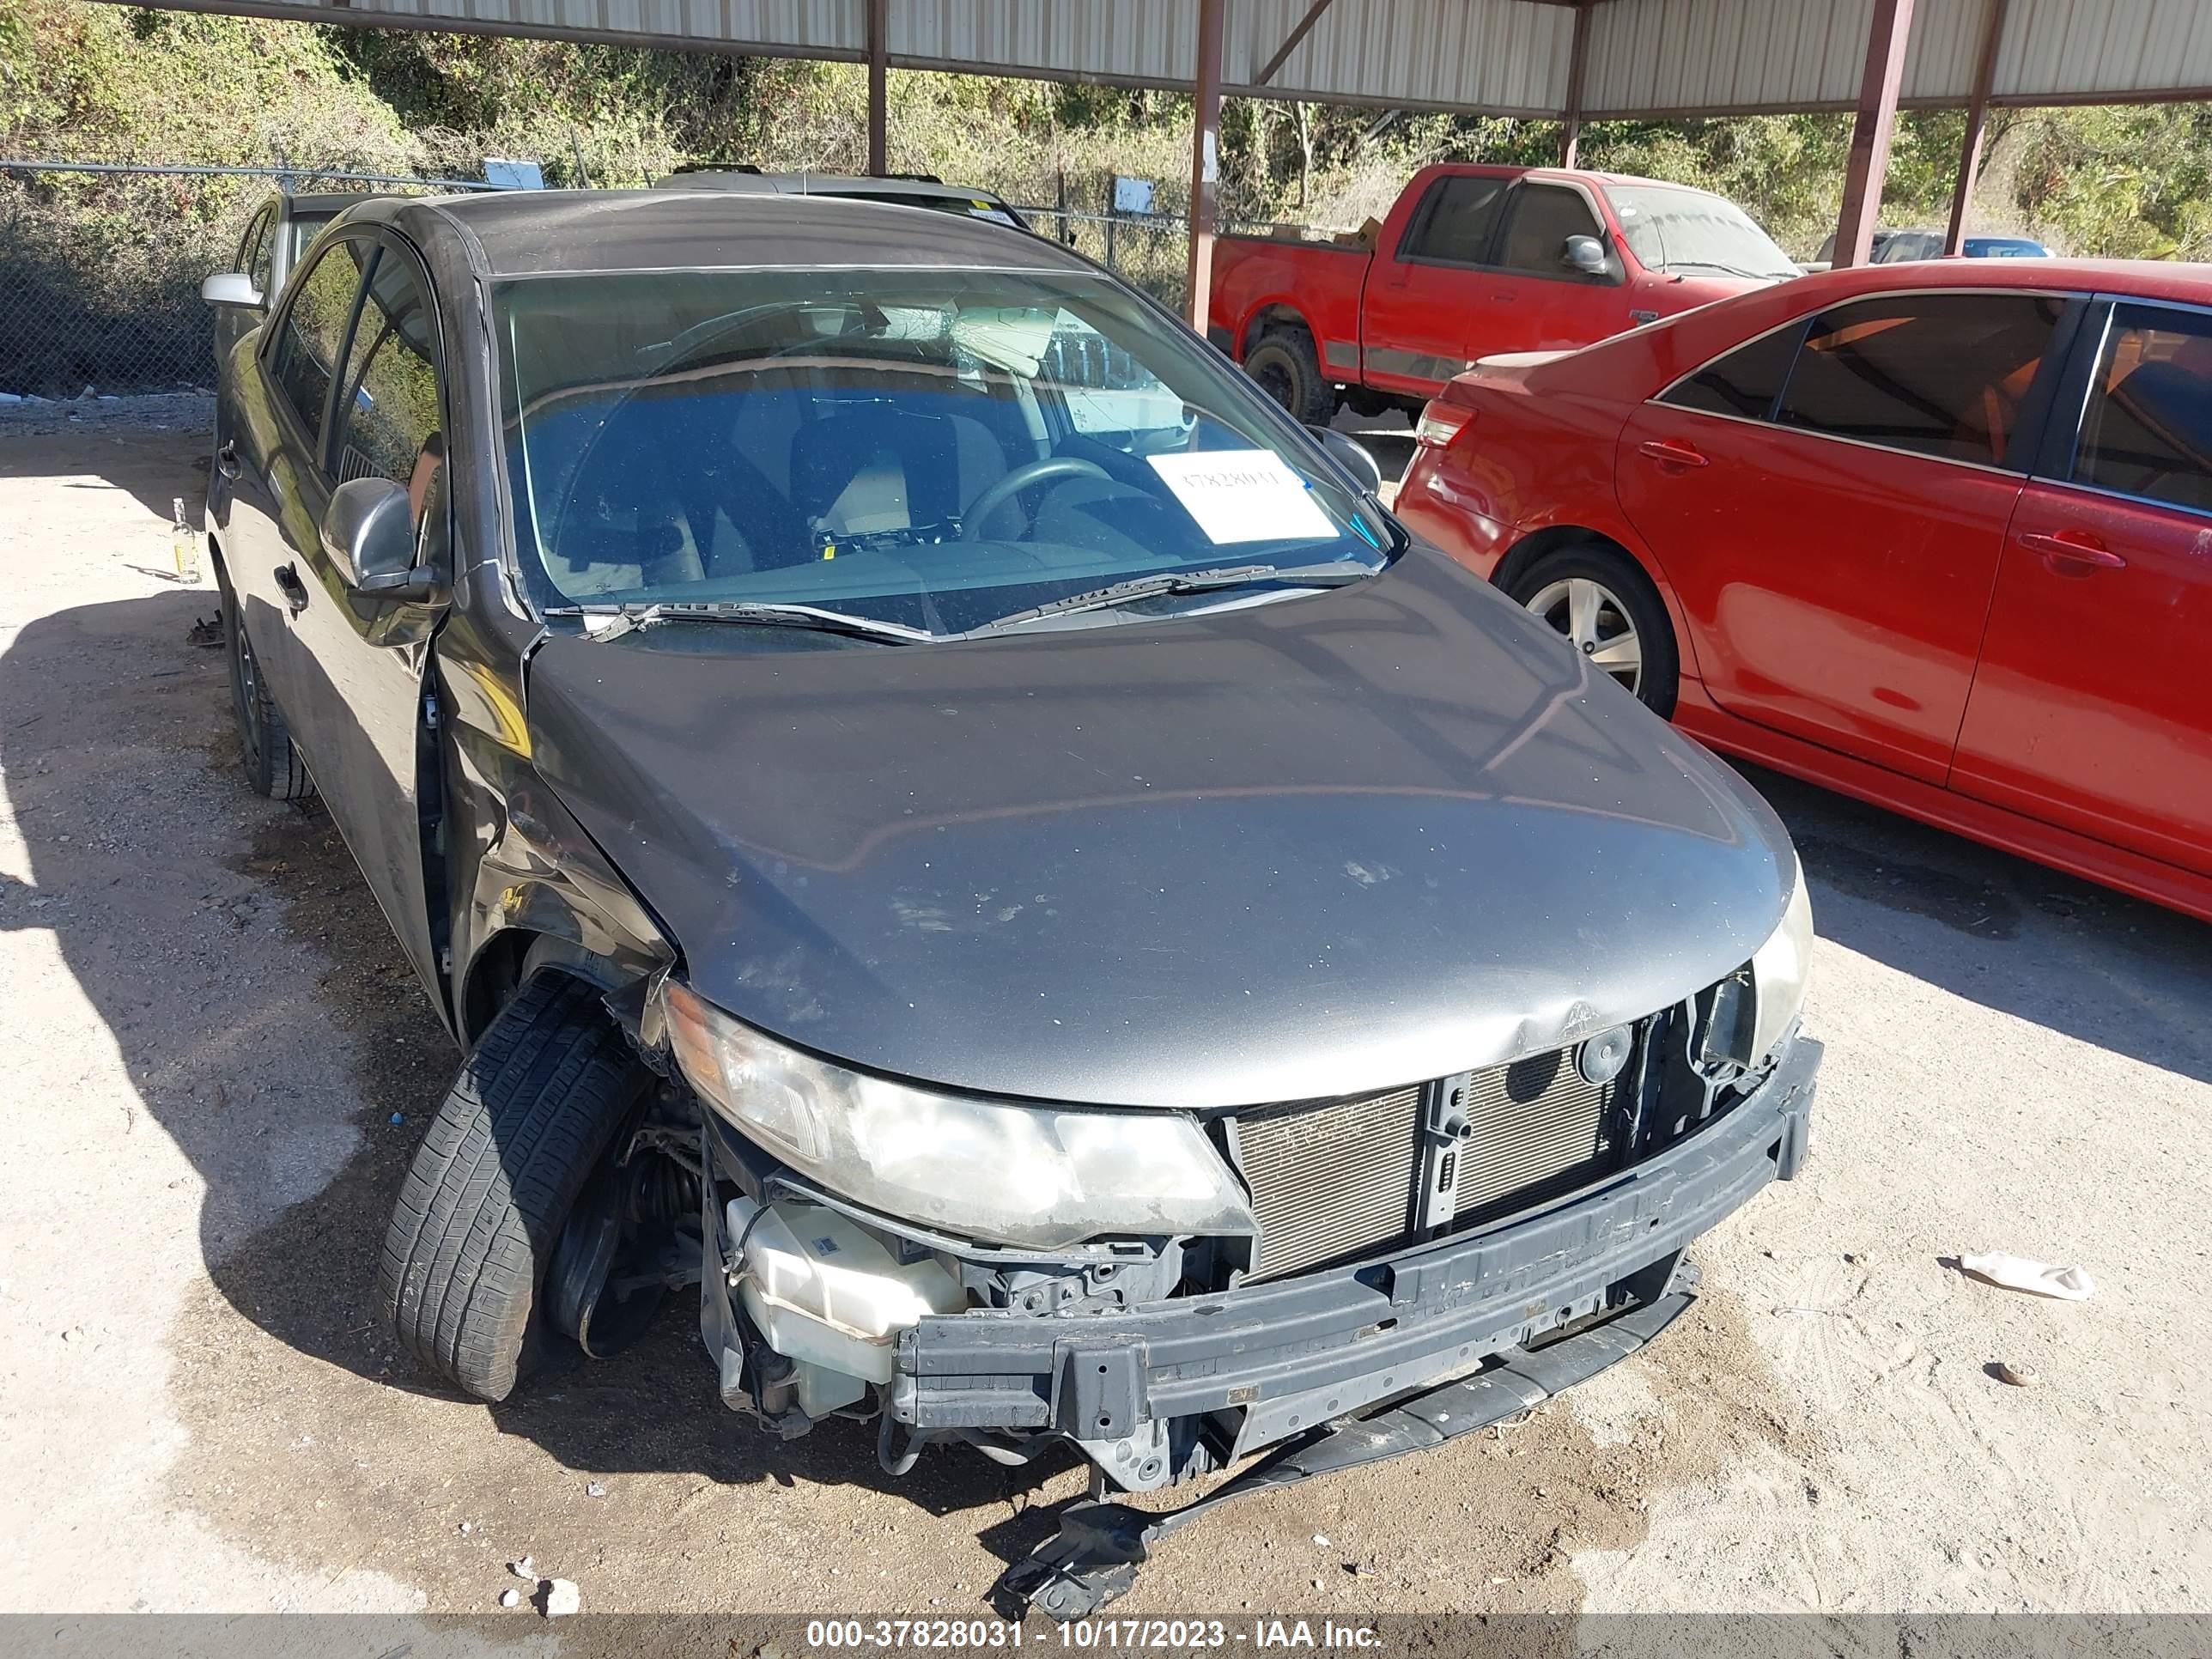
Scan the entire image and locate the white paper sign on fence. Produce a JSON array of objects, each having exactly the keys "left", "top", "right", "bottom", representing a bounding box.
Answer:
[{"left": 1146, "top": 450, "right": 1336, "bottom": 544}]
